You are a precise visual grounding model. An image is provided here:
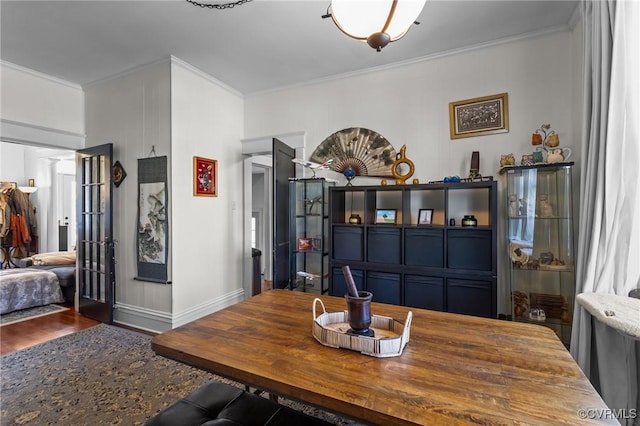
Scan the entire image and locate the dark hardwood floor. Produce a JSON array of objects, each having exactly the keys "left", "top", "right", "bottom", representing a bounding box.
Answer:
[
  {"left": 0, "top": 305, "right": 100, "bottom": 355},
  {"left": 1, "top": 282, "right": 274, "bottom": 356}
]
